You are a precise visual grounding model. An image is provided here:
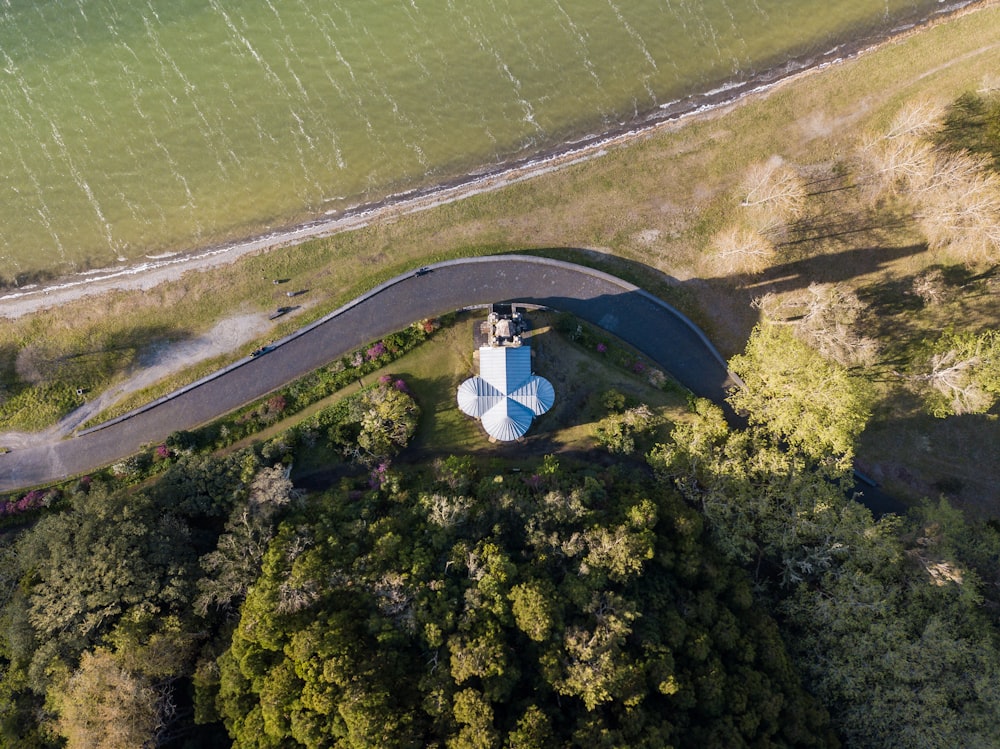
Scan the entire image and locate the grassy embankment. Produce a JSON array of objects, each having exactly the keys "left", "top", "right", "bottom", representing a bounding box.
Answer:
[{"left": 2, "top": 4, "right": 999, "bottom": 510}]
